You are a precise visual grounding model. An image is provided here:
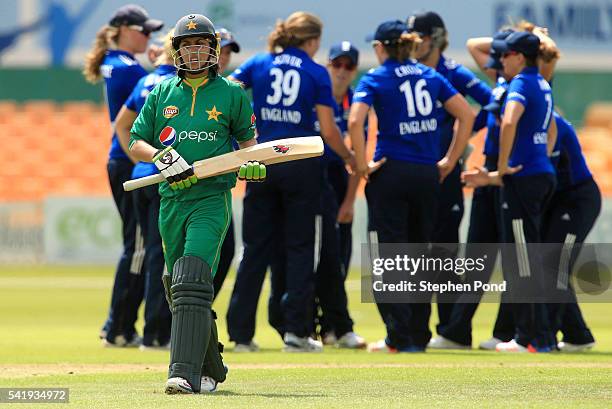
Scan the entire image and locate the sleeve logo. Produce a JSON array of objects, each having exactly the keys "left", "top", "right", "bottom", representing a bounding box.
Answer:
[{"left": 163, "top": 106, "right": 179, "bottom": 118}]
